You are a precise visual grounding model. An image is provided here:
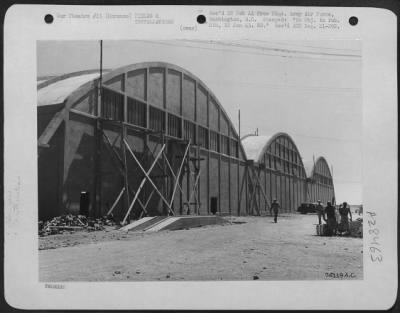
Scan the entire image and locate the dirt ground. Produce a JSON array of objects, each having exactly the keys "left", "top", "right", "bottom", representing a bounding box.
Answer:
[{"left": 39, "top": 213, "right": 363, "bottom": 281}]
